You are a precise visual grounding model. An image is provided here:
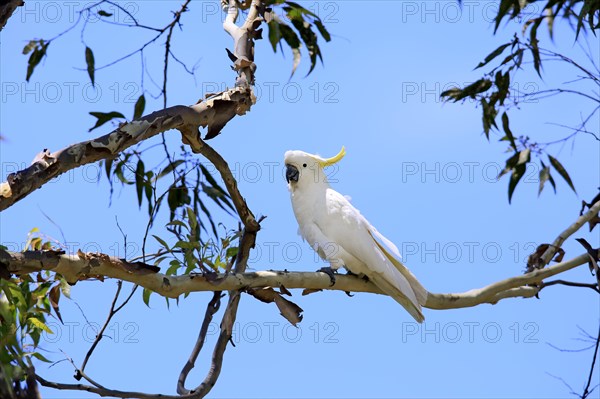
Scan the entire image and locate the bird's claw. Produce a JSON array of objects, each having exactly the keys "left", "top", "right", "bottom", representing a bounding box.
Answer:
[{"left": 317, "top": 267, "right": 337, "bottom": 286}]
